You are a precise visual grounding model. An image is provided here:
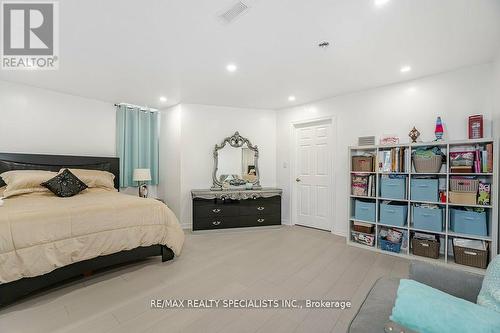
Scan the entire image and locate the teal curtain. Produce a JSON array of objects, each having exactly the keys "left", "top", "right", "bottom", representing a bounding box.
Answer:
[{"left": 116, "top": 105, "right": 159, "bottom": 187}]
